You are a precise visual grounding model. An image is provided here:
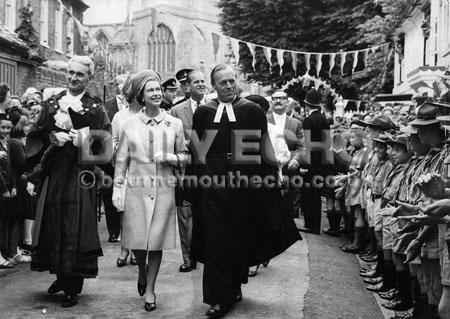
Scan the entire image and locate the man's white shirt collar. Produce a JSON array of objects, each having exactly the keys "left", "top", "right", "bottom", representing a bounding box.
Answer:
[
  {"left": 213, "top": 97, "right": 237, "bottom": 123},
  {"left": 67, "top": 91, "right": 85, "bottom": 101},
  {"left": 190, "top": 97, "right": 206, "bottom": 114},
  {"left": 308, "top": 108, "right": 320, "bottom": 116},
  {"left": 273, "top": 112, "right": 287, "bottom": 129}
]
